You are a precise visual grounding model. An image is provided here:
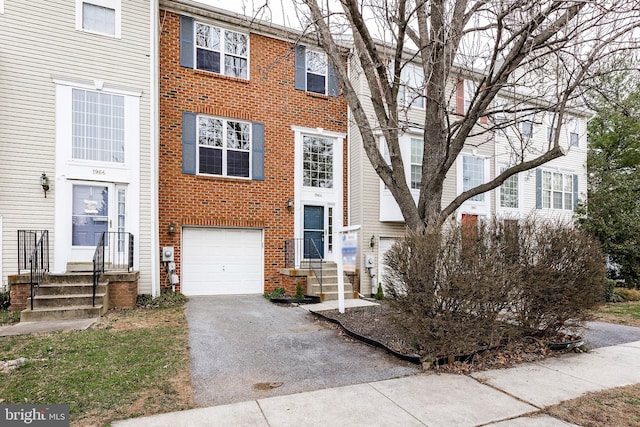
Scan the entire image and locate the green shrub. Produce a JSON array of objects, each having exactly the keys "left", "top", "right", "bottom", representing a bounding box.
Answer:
[
  {"left": 295, "top": 284, "right": 305, "bottom": 299},
  {"left": 0, "top": 288, "right": 10, "bottom": 311},
  {"left": 264, "top": 287, "right": 286, "bottom": 300},
  {"left": 604, "top": 279, "right": 617, "bottom": 302},
  {"left": 384, "top": 217, "right": 605, "bottom": 359},
  {"left": 374, "top": 284, "right": 384, "bottom": 300}
]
